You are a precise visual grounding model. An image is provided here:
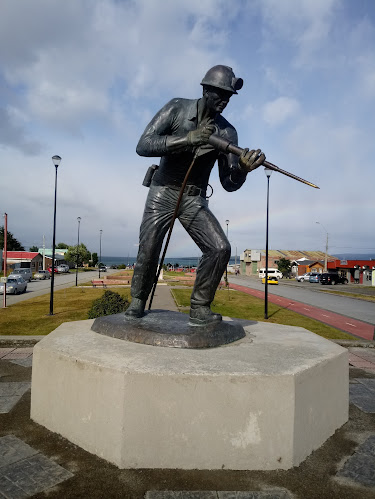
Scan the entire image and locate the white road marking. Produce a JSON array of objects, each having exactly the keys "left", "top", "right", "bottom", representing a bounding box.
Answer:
[{"left": 346, "top": 322, "right": 357, "bottom": 327}]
